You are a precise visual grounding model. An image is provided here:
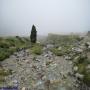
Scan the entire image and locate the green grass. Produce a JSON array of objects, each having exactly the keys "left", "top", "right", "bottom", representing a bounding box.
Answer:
[
  {"left": 0, "top": 69, "right": 12, "bottom": 76},
  {"left": 51, "top": 45, "right": 72, "bottom": 56},
  {"left": 0, "top": 48, "right": 10, "bottom": 61},
  {"left": 83, "top": 72, "right": 90, "bottom": 87},
  {"left": 0, "top": 68, "right": 12, "bottom": 83},
  {"left": 77, "top": 63, "right": 86, "bottom": 74},
  {"left": 51, "top": 48, "right": 63, "bottom": 56},
  {"left": 75, "top": 54, "right": 90, "bottom": 86},
  {"left": 0, "top": 36, "right": 30, "bottom": 61},
  {"left": 30, "top": 44, "right": 43, "bottom": 55},
  {"left": 47, "top": 34, "right": 80, "bottom": 46}
]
